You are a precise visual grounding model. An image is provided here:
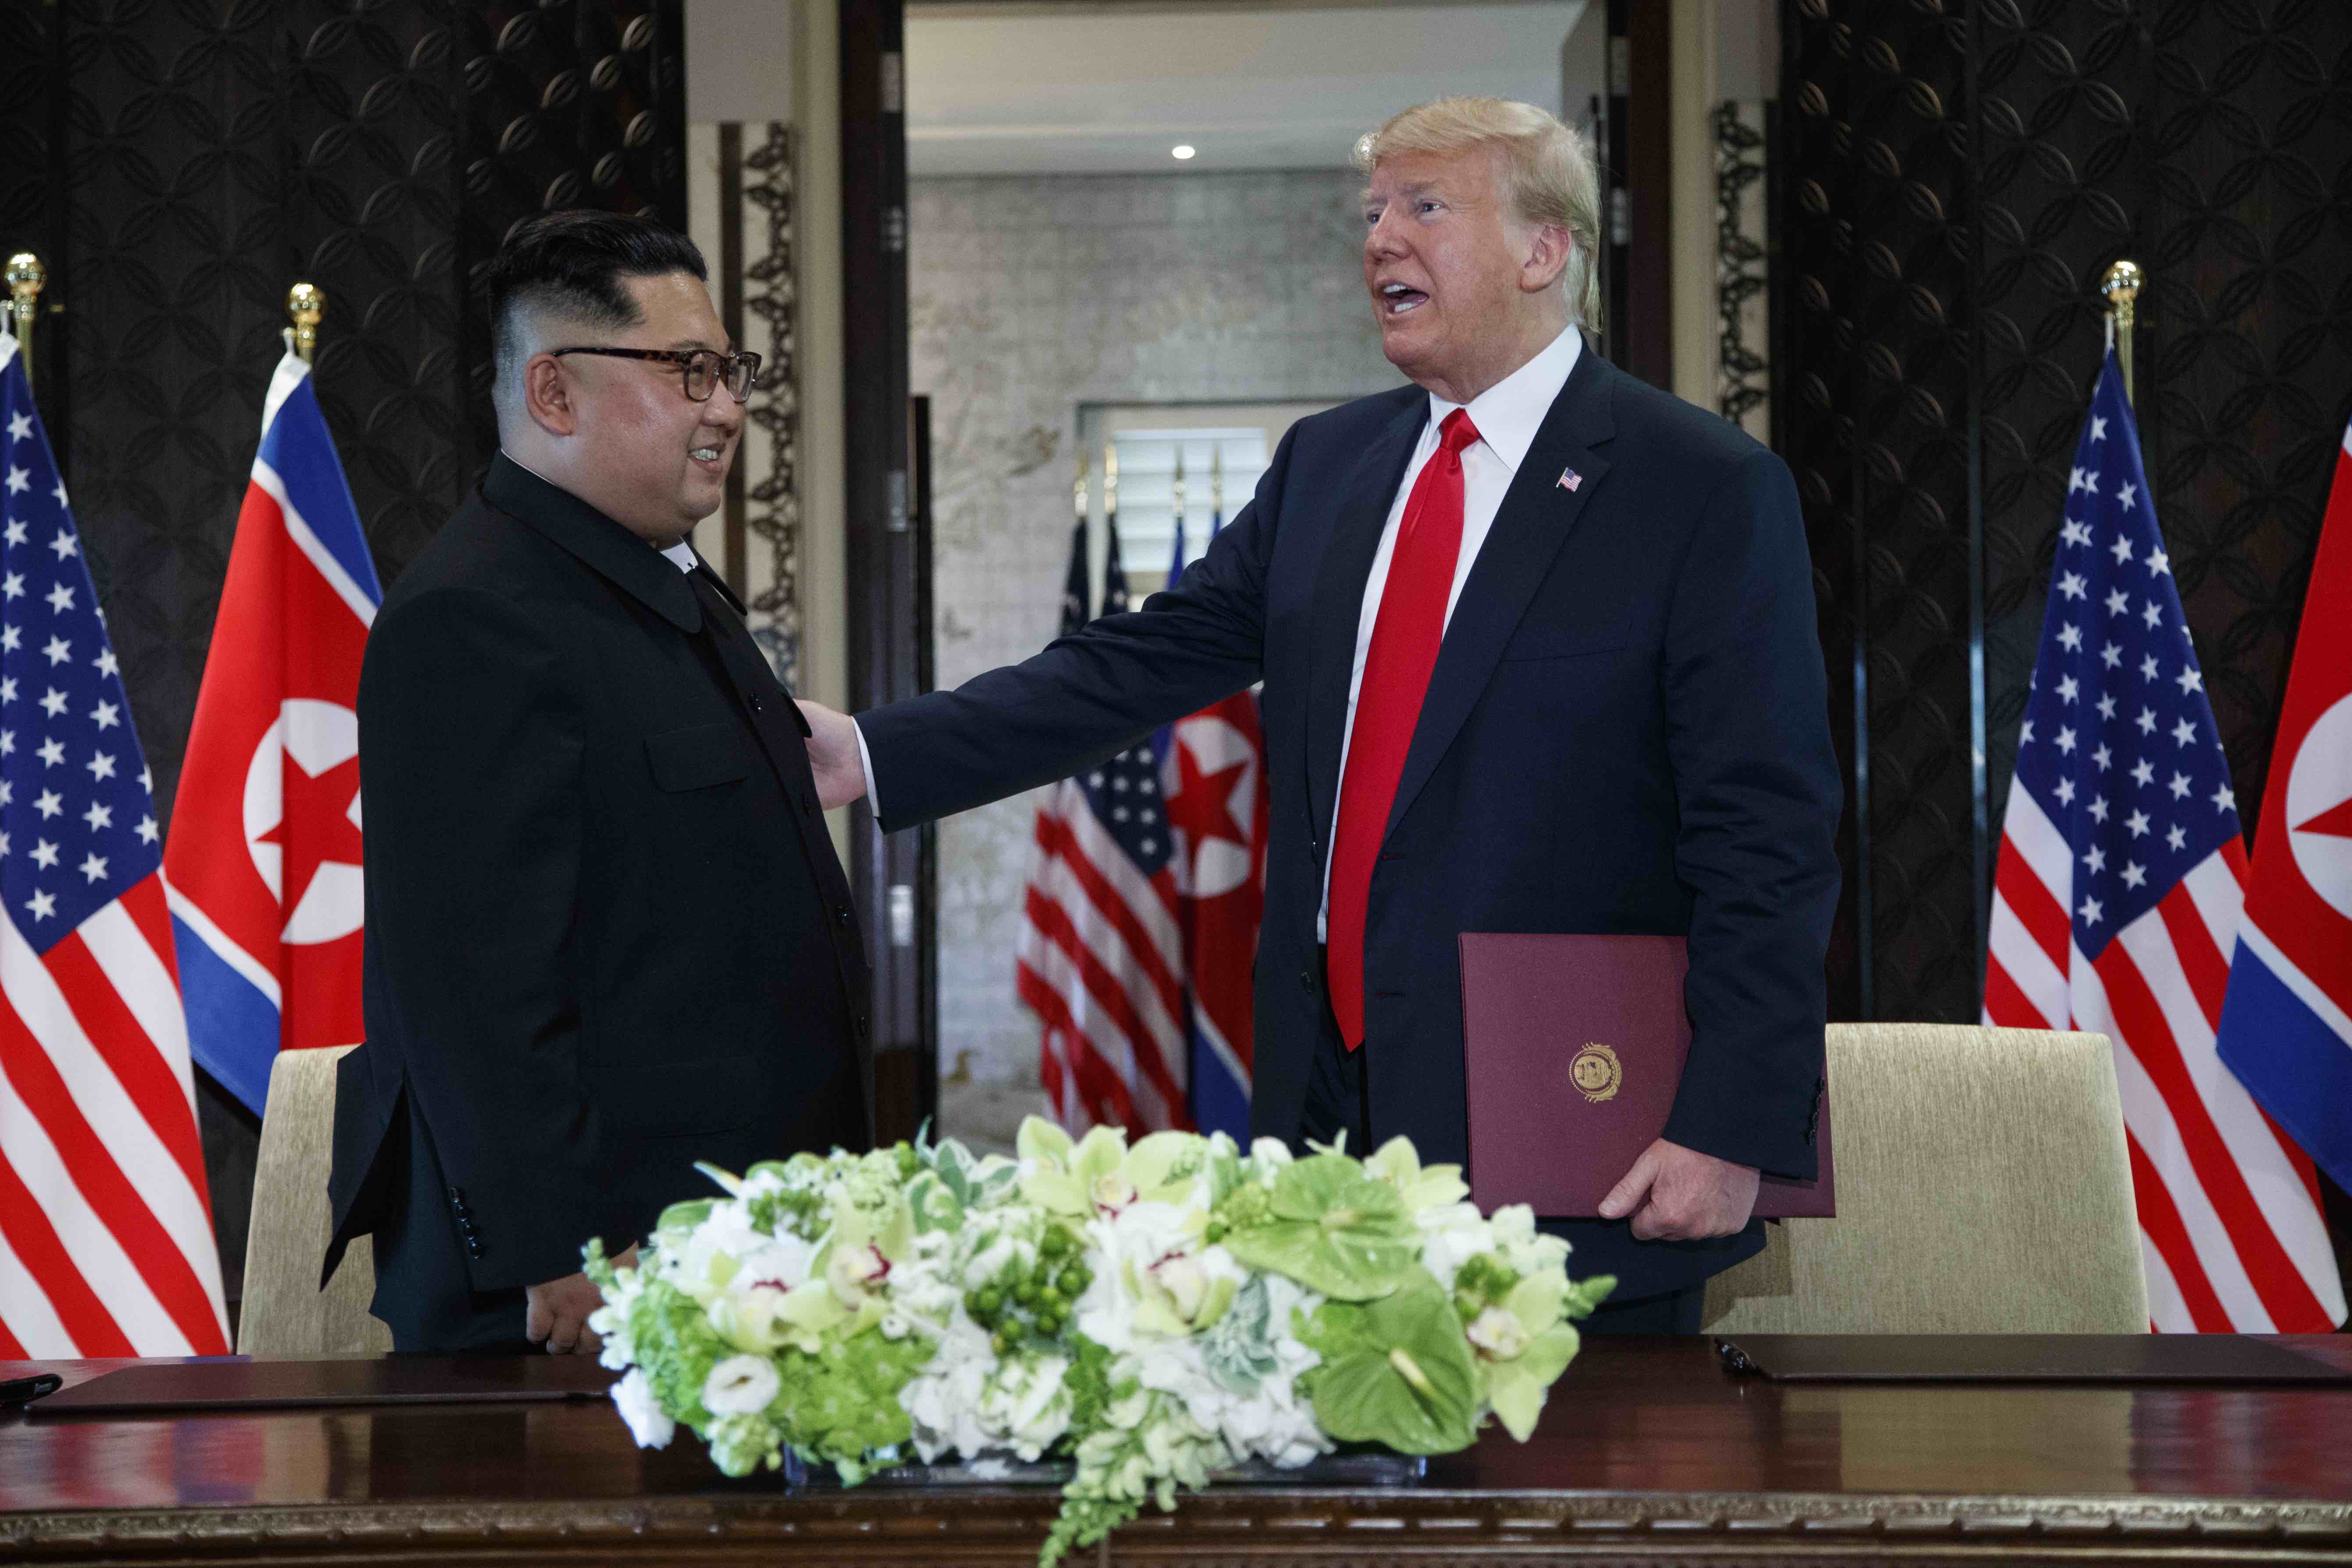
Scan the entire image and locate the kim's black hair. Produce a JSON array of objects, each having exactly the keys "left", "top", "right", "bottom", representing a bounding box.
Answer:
[{"left": 487, "top": 210, "right": 709, "bottom": 399}]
